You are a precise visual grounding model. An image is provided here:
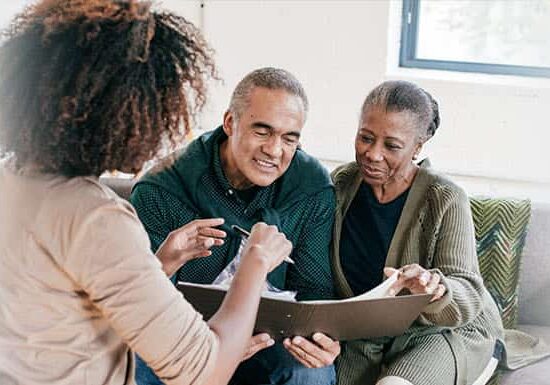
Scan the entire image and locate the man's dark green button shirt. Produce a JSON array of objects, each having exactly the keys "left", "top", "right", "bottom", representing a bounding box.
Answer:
[{"left": 130, "top": 127, "right": 336, "bottom": 301}]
